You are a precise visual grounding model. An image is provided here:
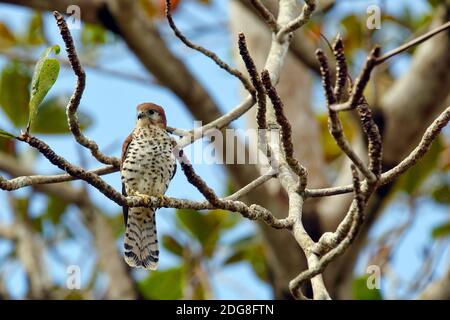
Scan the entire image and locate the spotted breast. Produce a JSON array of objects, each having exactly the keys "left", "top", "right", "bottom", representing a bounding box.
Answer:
[{"left": 121, "top": 125, "right": 176, "bottom": 270}]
